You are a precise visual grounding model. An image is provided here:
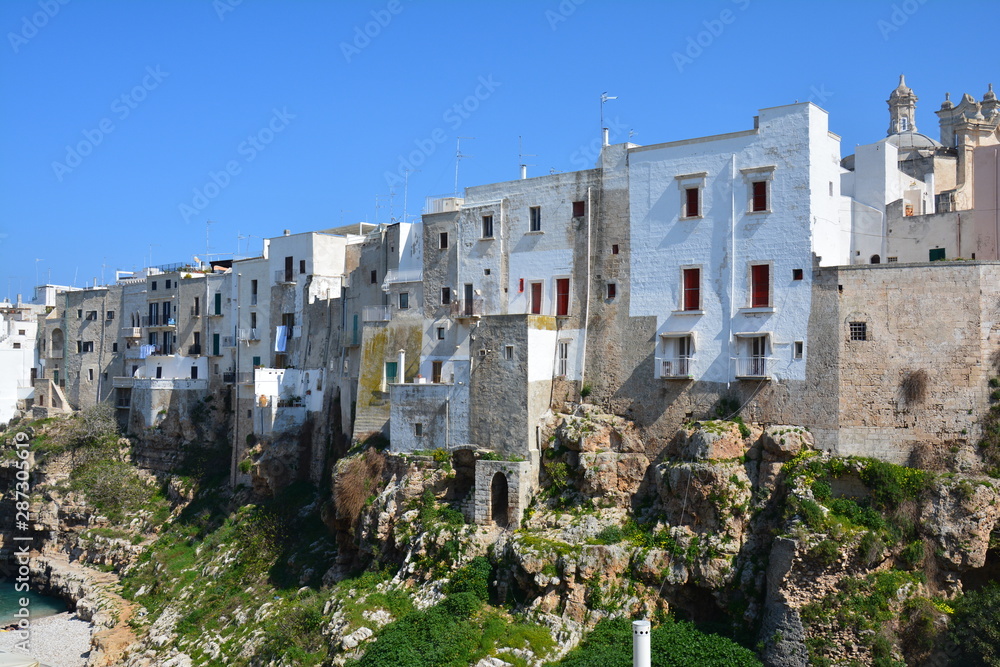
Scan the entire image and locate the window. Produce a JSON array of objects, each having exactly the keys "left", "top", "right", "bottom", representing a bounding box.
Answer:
[
  {"left": 750, "top": 264, "right": 770, "bottom": 308},
  {"left": 12, "top": 342, "right": 20, "bottom": 349},
  {"left": 155, "top": 367, "right": 162, "bottom": 379},
  {"left": 557, "top": 341, "right": 569, "bottom": 376},
  {"left": 751, "top": 181, "right": 768, "bottom": 212},
  {"left": 284, "top": 256, "right": 294, "bottom": 282},
  {"left": 165, "top": 279, "right": 171, "bottom": 289},
  {"left": 484, "top": 268, "right": 491, "bottom": 276},
  {"left": 86, "top": 311, "right": 97, "bottom": 320},
  {"left": 414, "top": 423, "right": 423, "bottom": 437},
  {"left": 887, "top": 256, "right": 899, "bottom": 263},
  {"left": 792, "top": 268, "right": 804, "bottom": 281},
  {"left": 106, "top": 310, "right": 114, "bottom": 320},
  {"left": 572, "top": 201, "right": 586, "bottom": 217},
  {"left": 250, "top": 312, "right": 257, "bottom": 329},
  {"left": 370, "top": 270, "right": 378, "bottom": 284},
  {"left": 441, "top": 287, "right": 451, "bottom": 305},
  {"left": 282, "top": 313, "right": 295, "bottom": 337},
  {"left": 849, "top": 322, "right": 867, "bottom": 341},
  {"left": 482, "top": 215, "right": 494, "bottom": 239},
  {"left": 607, "top": 283, "right": 617, "bottom": 299},
  {"left": 529, "top": 206, "right": 541, "bottom": 232},
  {"left": 432, "top": 361, "right": 443, "bottom": 384},
  {"left": 929, "top": 248, "right": 945, "bottom": 261},
  {"left": 112, "top": 342, "right": 118, "bottom": 352},
  {"left": 252, "top": 356, "right": 260, "bottom": 367},
  {"left": 214, "top": 292, "right": 222, "bottom": 315},
  {"left": 504, "top": 345, "right": 514, "bottom": 360},
  {"left": 250, "top": 280, "right": 258, "bottom": 304},
  {"left": 299, "top": 259, "right": 306, "bottom": 274},
  {"left": 151, "top": 282, "right": 157, "bottom": 291},
  {"left": 385, "top": 361, "right": 398, "bottom": 384},
  {"left": 684, "top": 188, "right": 700, "bottom": 218},
  {"left": 900, "top": 117, "right": 909, "bottom": 131},
  {"left": 77, "top": 309, "right": 83, "bottom": 319},
  {"left": 556, "top": 278, "right": 570, "bottom": 316},
  {"left": 612, "top": 244, "right": 619, "bottom": 255},
  {"left": 436, "top": 327, "right": 445, "bottom": 340},
  {"left": 191, "top": 366, "right": 198, "bottom": 379},
  {"left": 88, "top": 368, "right": 93, "bottom": 382},
  {"left": 399, "top": 292, "right": 409, "bottom": 309},
  {"left": 82, "top": 341, "right": 94, "bottom": 353},
  {"left": 870, "top": 255, "right": 881, "bottom": 264},
  {"left": 530, "top": 282, "right": 542, "bottom": 315},
  {"left": 682, "top": 268, "right": 700, "bottom": 310},
  {"left": 439, "top": 232, "right": 449, "bottom": 249},
  {"left": 17, "top": 329, "right": 24, "bottom": 336},
  {"left": 794, "top": 341, "right": 804, "bottom": 359},
  {"left": 829, "top": 181, "right": 834, "bottom": 196}
]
